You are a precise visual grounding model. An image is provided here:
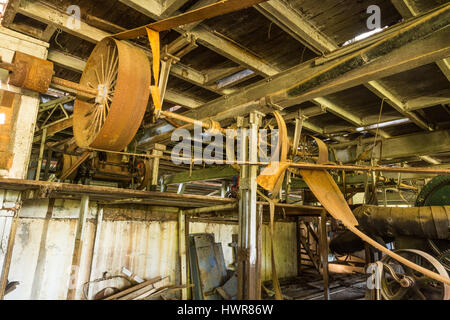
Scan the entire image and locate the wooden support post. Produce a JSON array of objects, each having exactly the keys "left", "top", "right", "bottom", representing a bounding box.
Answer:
[
  {"left": 0, "top": 216, "right": 19, "bottom": 300},
  {"left": 179, "top": 210, "right": 188, "bottom": 300},
  {"left": 86, "top": 205, "right": 103, "bottom": 300},
  {"left": 66, "top": 195, "right": 89, "bottom": 300},
  {"left": 0, "top": 195, "right": 21, "bottom": 300},
  {"left": 185, "top": 214, "right": 191, "bottom": 300},
  {"left": 296, "top": 217, "right": 302, "bottom": 276},
  {"left": 35, "top": 127, "right": 47, "bottom": 181},
  {"left": 43, "top": 149, "right": 53, "bottom": 181},
  {"left": 159, "top": 59, "right": 173, "bottom": 103},
  {"left": 319, "top": 210, "right": 330, "bottom": 300}
]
